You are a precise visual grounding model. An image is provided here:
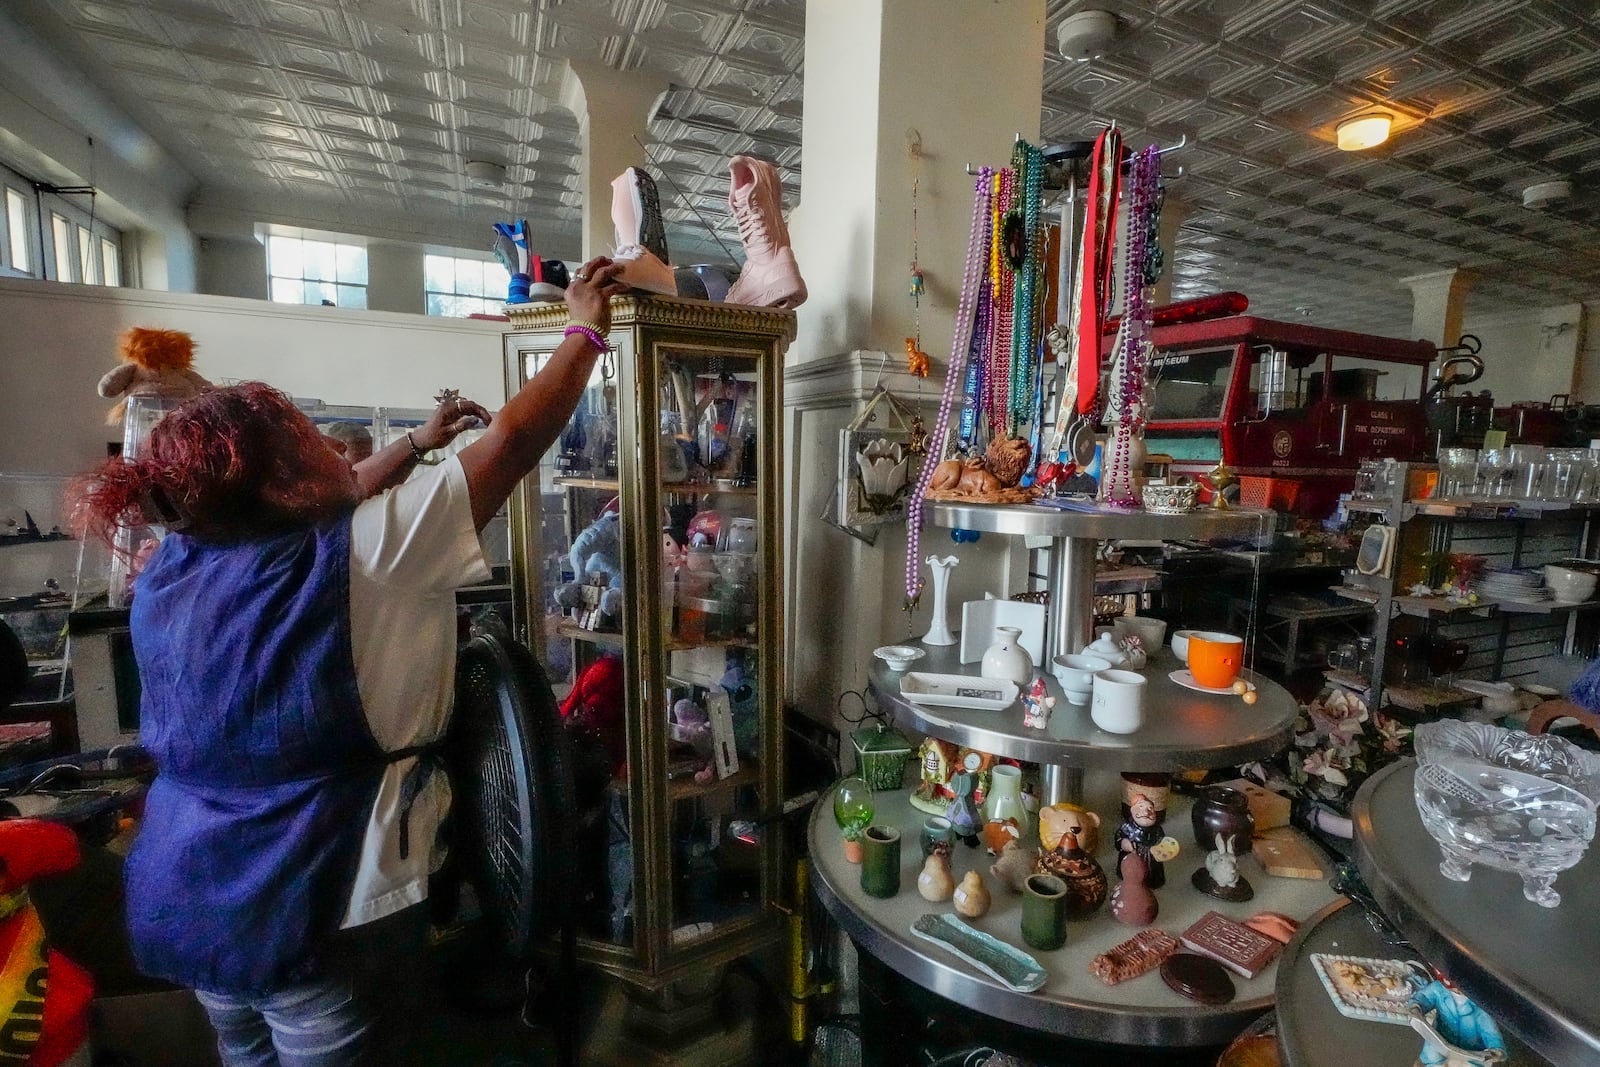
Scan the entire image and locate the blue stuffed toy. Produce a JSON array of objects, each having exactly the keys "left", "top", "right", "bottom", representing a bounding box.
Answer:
[
  {"left": 721, "top": 649, "right": 760, "bottom": 759},
  {"left": 555, "top": 511, "right": 624, "bottom": 617}
]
